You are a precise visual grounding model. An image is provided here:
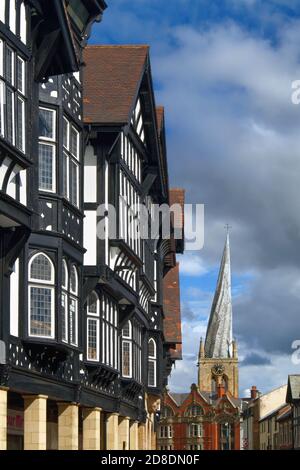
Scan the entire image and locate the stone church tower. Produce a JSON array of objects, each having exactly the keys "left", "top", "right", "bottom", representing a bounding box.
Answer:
[{"left": 198, "top": 233, "right": 239, "bottom": 398}]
